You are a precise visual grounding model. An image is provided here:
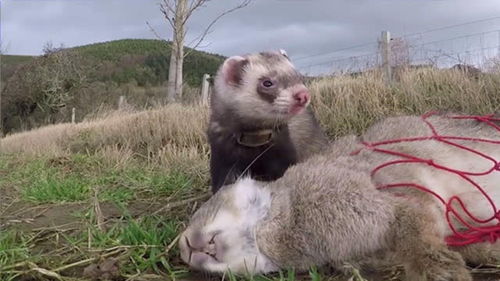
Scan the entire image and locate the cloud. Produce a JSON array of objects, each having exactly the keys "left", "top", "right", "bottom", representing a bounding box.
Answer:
[{"left": 2, "top": 0, "right": 500, "bottom": 72}]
